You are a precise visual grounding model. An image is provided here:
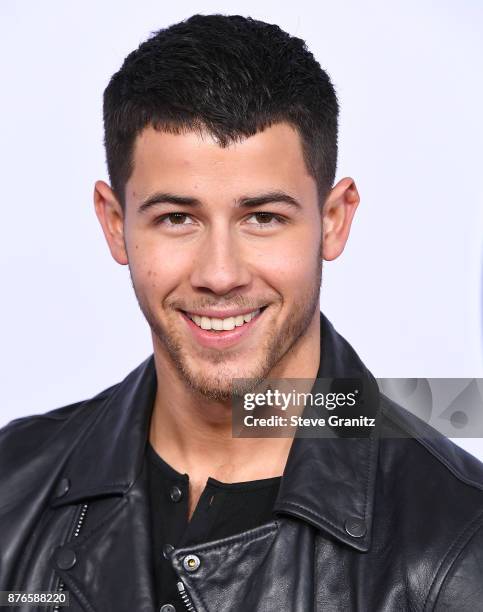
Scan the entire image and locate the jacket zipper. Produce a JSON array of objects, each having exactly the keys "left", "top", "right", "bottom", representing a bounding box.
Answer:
[
  {"left": 177, "top": 580, "right": 197, "bottom": 611},
  {"left": 52, "top": 503, "right": 89, "bottom": 611},
  {"left": 51, "top": 504, "right": 195, "bottom": 611}
]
